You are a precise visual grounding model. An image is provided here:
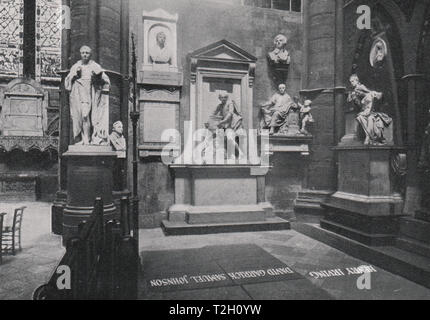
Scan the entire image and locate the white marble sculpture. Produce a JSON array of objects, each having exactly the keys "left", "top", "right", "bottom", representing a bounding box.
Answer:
[
  {"left": 109, "top": 121, "right": 126, "bottom": 158},
  {"left": 65, "top": 46, "right": 110, "bottom": 146}
]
